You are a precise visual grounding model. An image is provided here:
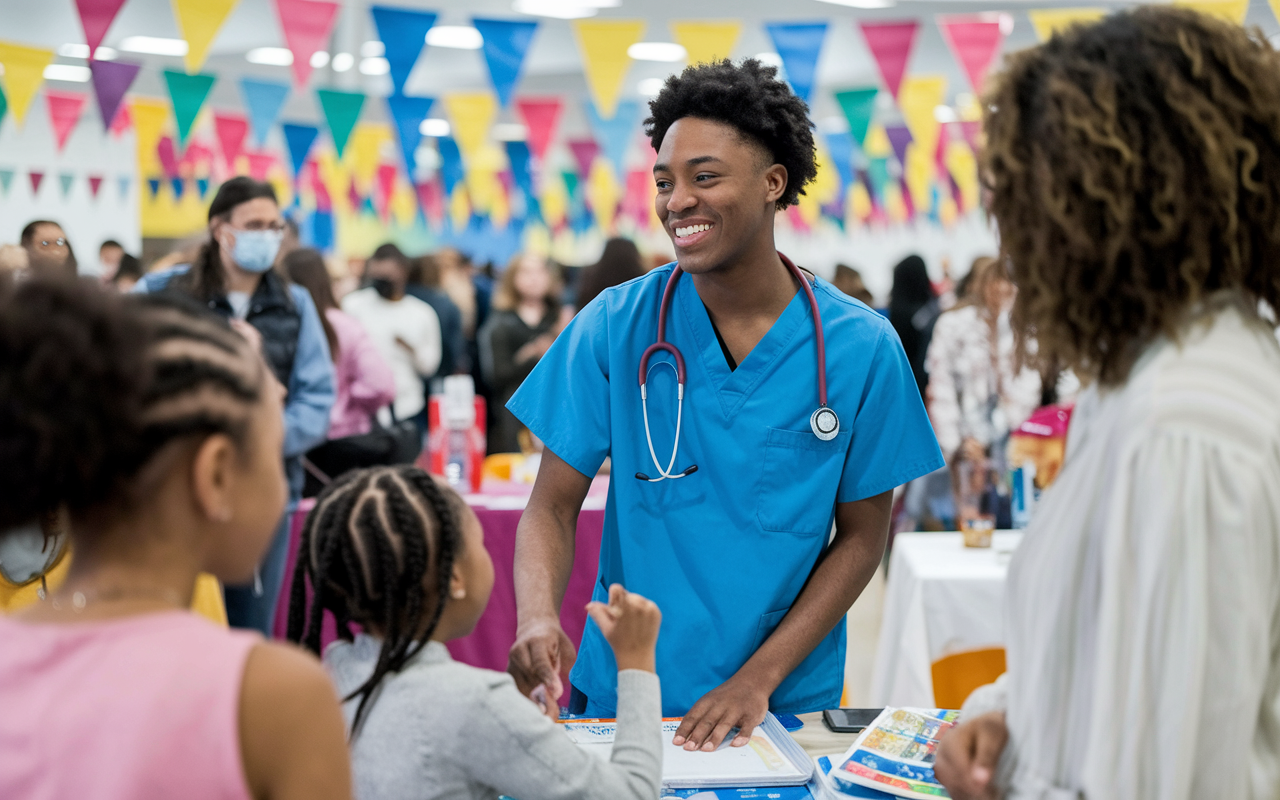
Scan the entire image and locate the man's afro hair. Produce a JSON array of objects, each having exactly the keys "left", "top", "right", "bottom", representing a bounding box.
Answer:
[{"left": 644, "top": 58, "right": 818, "bottom": 210}]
